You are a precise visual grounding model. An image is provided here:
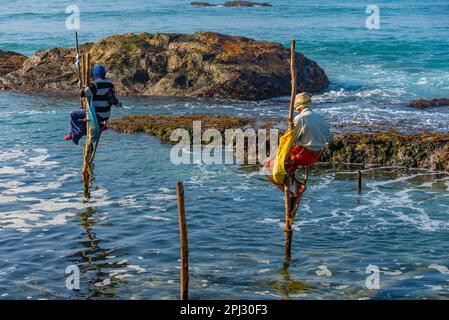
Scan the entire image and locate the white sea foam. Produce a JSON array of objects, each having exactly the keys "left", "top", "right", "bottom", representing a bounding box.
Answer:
[
  {"left": 424, "top": 285, "right": 443, "bottom": 291},
  {"left": 428, "top": 264, "right": 449, "bottom": 275},
  {"left": 0, "top": 166, "right": 26, "bottom": 175},
  {"left": 0, "top": 180, "right": 25, "bottom": 189},
  {"left": 2, "top": 182, "right": 62, "bottom": 195},
  {"left": 381, "top": 270, "right": 402, "bottom": 276},
  {"left": 144, "top": 215, "right": 171, "bottom": 221},
  {"left": 0, "top": 150, "right": 24, "bottom": 162},
  {"left": 127, "top": 265, "right": 146, "bottom": 273},
  {"left": 118, "top": 195, "right": 139, "bottom": 207},
  {"left": 316, "top": 265, "right": 332, "bottom": 277},
  {"left": 149, "top": 194, "right": 177, "bottom": 201}
]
